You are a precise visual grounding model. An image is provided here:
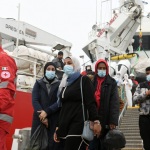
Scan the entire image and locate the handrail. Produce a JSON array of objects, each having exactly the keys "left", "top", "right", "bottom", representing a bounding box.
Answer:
[
  {"left": 118, "top": 101, "right": 128, "bottom": 127},
  {"left": 117, "top": 84, "right": 127, "bottom": 127}
]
